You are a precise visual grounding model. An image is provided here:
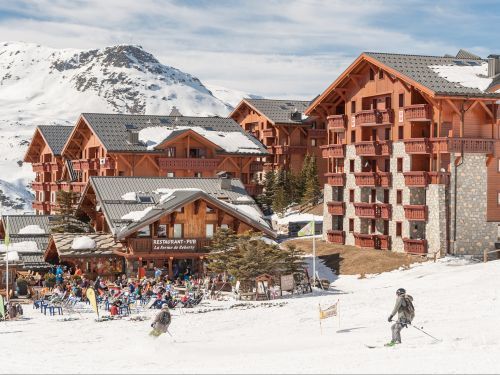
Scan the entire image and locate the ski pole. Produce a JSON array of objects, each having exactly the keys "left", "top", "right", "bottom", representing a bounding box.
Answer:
[{"left": 408, "top": 323, "right": 441, "bottom": 342}]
